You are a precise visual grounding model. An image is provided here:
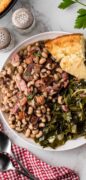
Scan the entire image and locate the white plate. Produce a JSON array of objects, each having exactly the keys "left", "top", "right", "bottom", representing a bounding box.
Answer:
[{"left": 1, "top": 31, "right": 86, "bottom": 151}]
